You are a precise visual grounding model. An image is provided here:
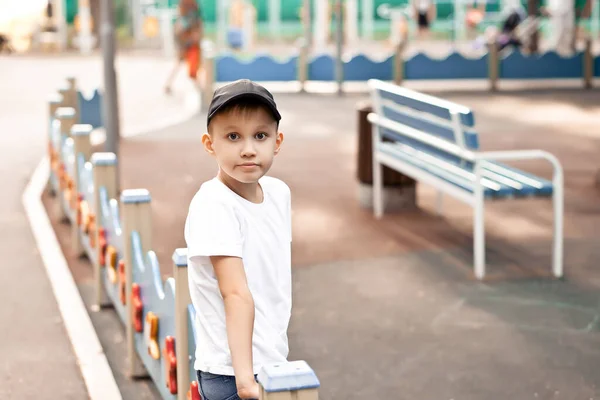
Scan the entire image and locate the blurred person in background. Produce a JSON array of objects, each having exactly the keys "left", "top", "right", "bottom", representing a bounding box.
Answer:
[
  {"left": 543, "top": 0, "right": 576, "bottom": 55},
  {"left": 165, "top": 0, "right": 203, "bottom": 94},
  {"left": 412, "top": 0, "right": 435, "bottom": 38}
]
